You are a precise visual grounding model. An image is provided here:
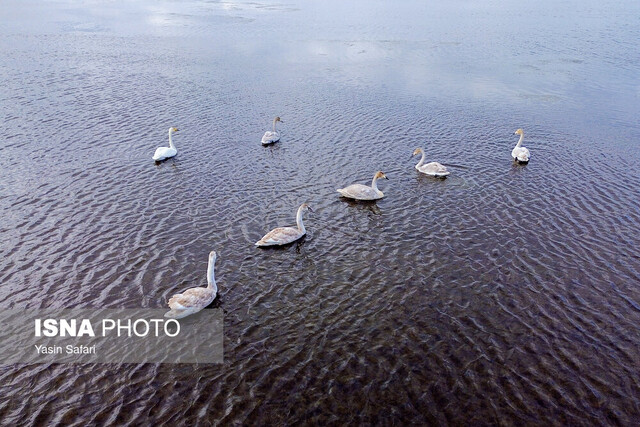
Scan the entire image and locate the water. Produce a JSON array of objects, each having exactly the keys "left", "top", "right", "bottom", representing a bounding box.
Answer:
[{"left": 1, "top": 0, "right": 640, "bottom": 424}]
